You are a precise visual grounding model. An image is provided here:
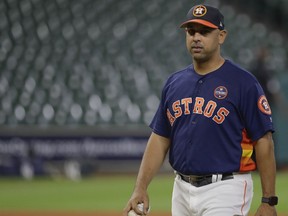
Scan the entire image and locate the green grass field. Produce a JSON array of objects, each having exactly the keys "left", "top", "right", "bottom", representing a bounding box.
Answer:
[{"left": 0, "top": 172, "right": 287, "bottom": 214}]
